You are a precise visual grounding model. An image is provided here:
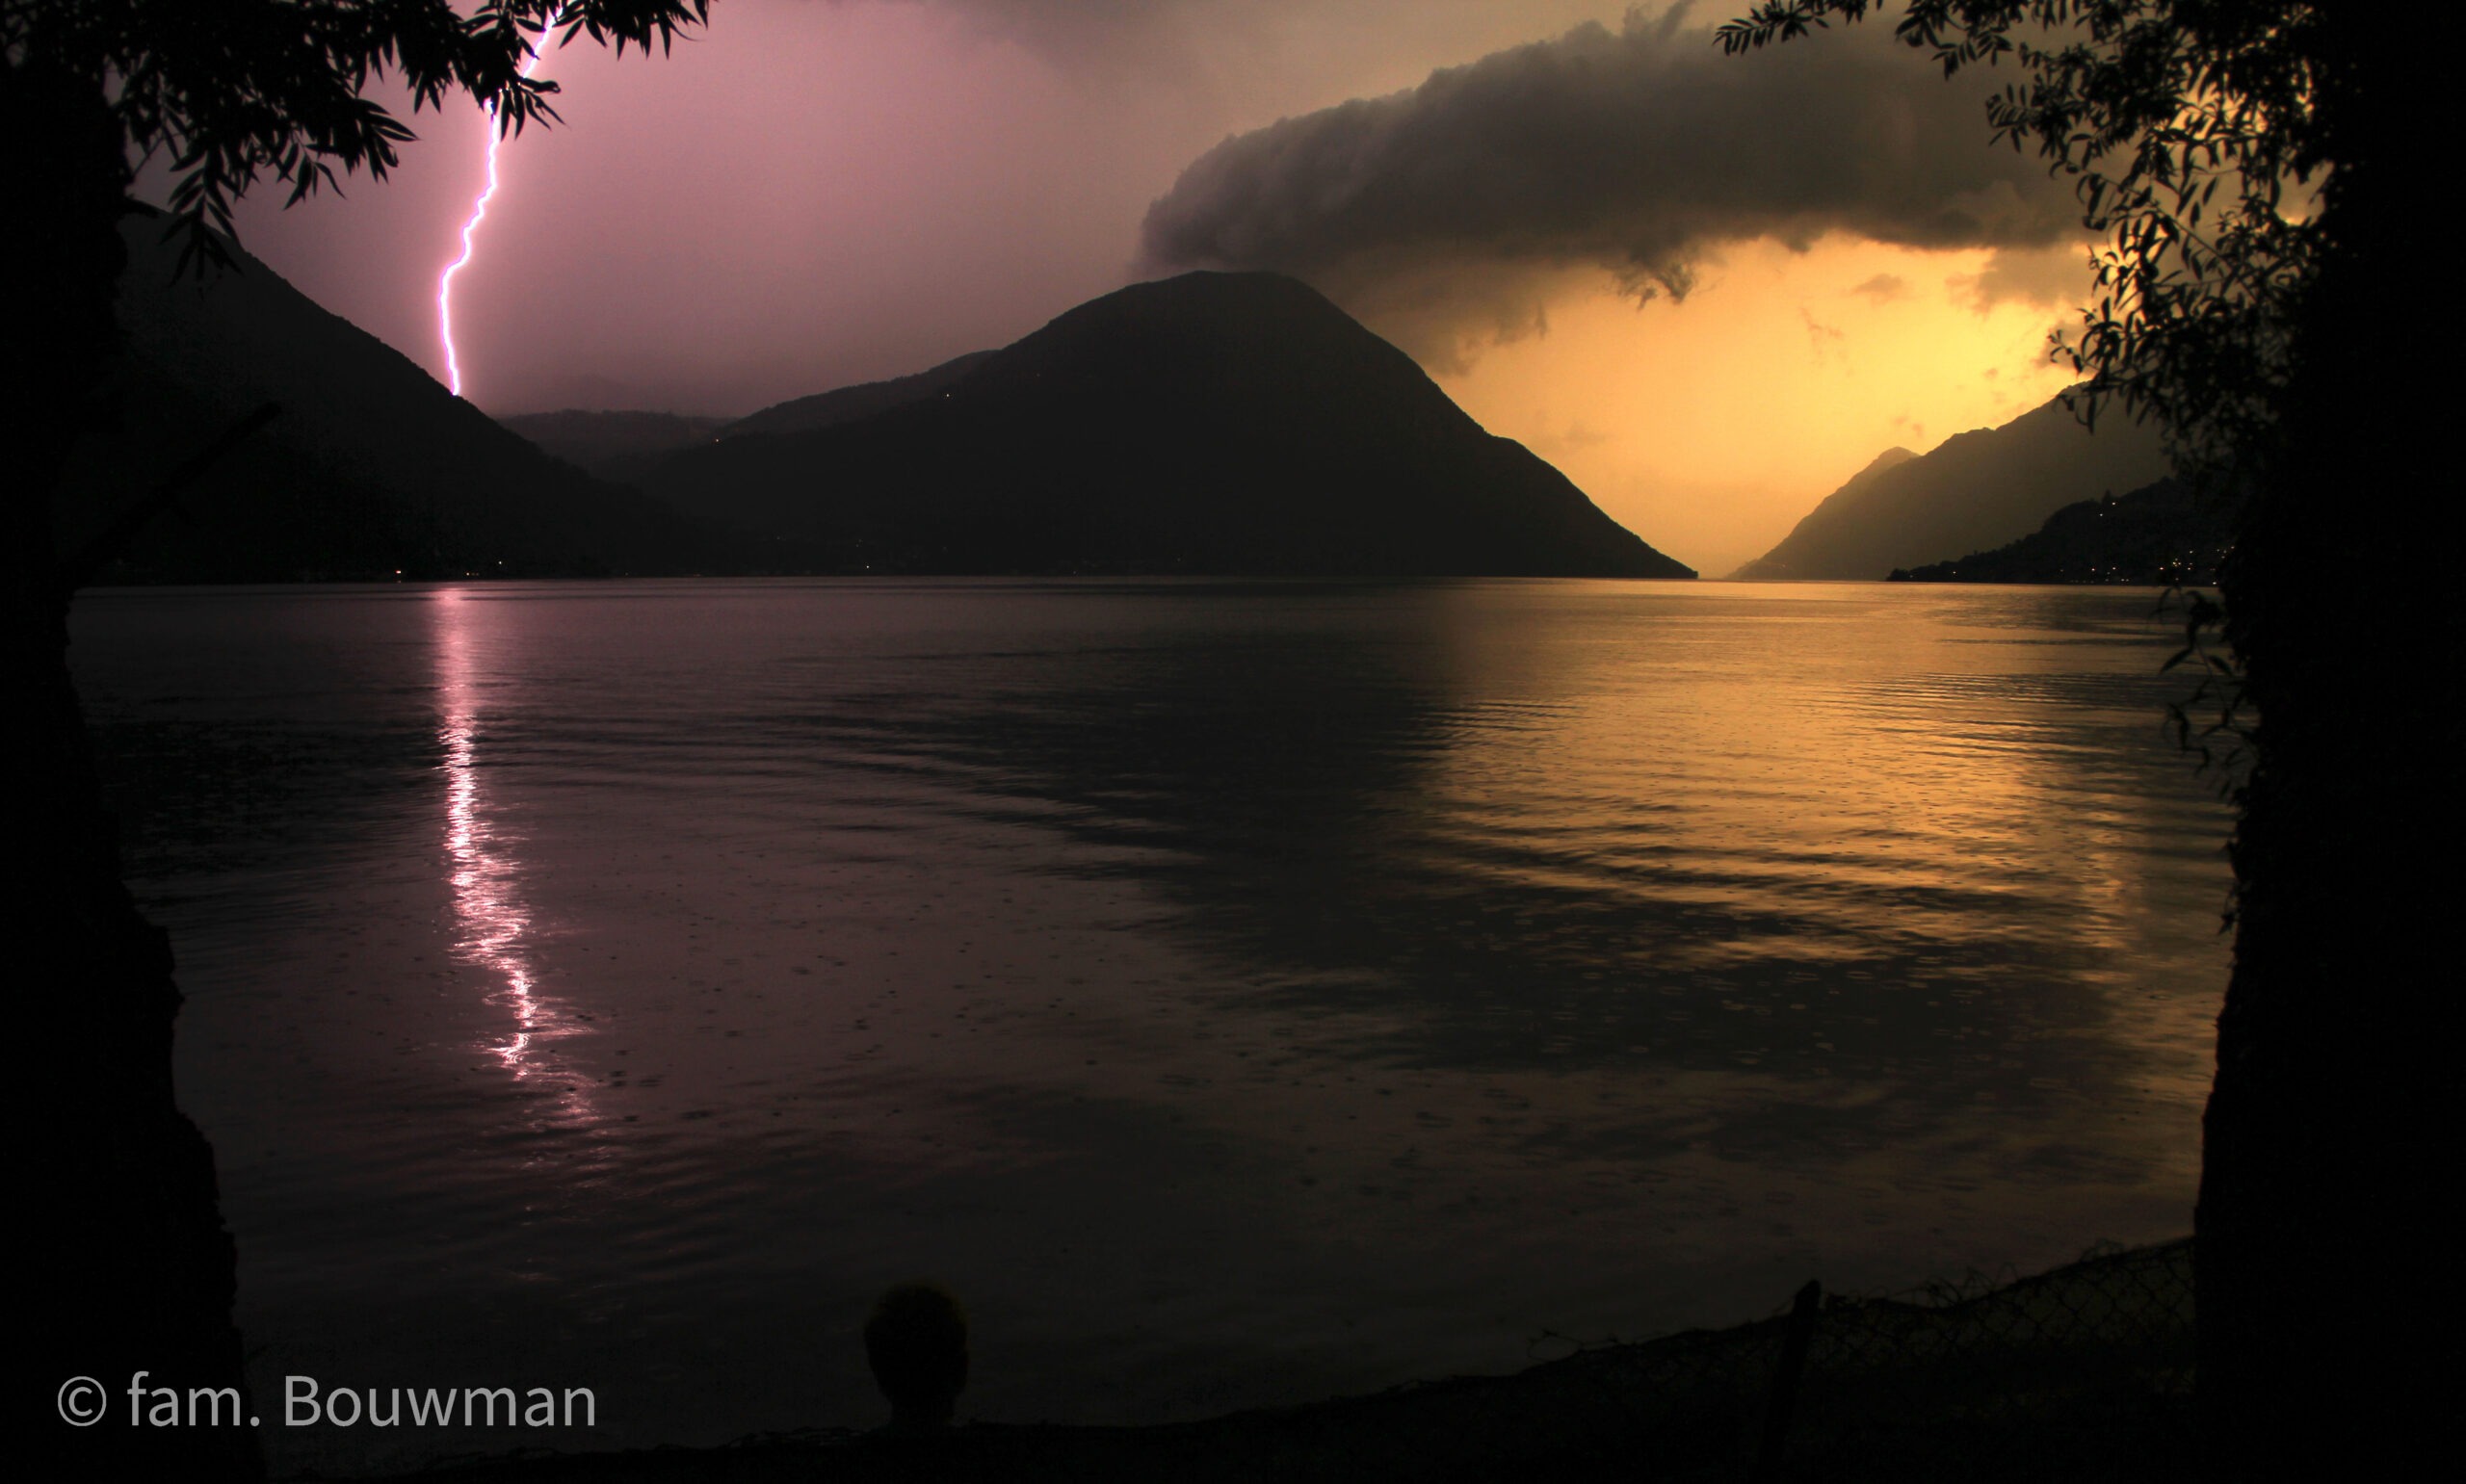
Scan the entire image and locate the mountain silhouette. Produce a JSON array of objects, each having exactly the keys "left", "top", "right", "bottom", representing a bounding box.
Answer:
[
  {"left": 634, "top": 272, "right": 1692, "bottom": 577},
  {"left": 53, "top": 213, "right": 767, "bottom": 584},
  {"left": 499, "top": 353, "right": 998, "bottom": 485},
  {"left": 1730, "top": 398, "right": 2167, "bottom": 581},
  {"left": 720, "top": 351, "right": 997, "bottom": 442},
  {"left": 492, "top": 409, "right": 733, "bottom": 482},
  {"left": 1889, "top": 478, "right": 2232, "bottom": 585}
]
